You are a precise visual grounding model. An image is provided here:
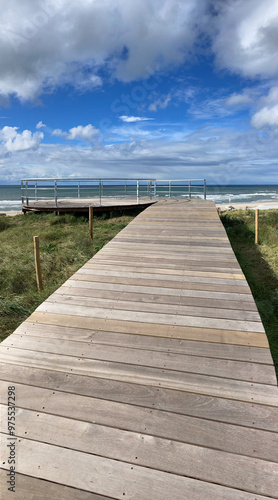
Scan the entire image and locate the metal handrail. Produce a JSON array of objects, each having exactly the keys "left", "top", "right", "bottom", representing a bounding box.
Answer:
[{"left": 21, "top": 177, "right": 207, "bottom": 207}]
